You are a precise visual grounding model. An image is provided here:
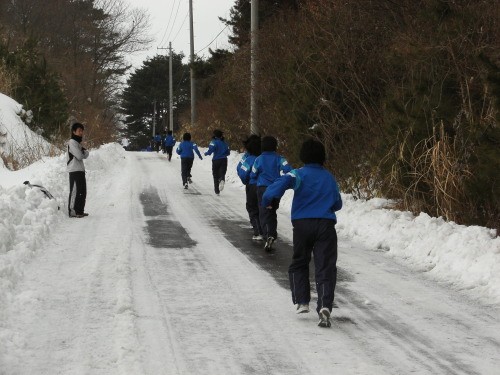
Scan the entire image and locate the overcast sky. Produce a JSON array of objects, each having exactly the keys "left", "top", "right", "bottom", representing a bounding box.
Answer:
[{"left": 125, "top": 0, "right": 236, "bottom": 69}]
